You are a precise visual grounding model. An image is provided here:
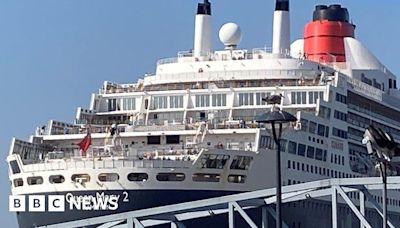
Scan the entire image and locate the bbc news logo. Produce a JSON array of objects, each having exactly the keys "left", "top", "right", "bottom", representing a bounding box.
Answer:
[
  {"left": 9, "top": 195, "right": 65, "bottom": 212},
  {"left": 9, "top": 192, "right": 126, "bottom": 212}
]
